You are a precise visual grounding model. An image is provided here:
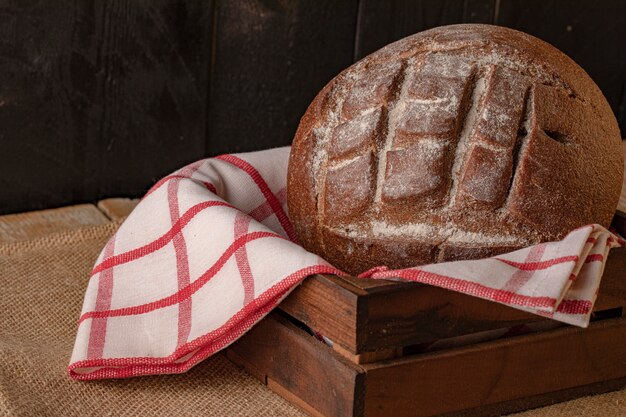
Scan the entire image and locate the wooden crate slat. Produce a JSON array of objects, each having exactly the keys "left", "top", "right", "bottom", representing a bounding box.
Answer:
[
  {"left": 279, "top": 274, "right": 362, "bottom": 357},
  {"left": 360, "top": 283, "right": 542, "bottom": 352},
  {"left": 617, "top": 141, "right": 626, "bottom": 213},
  {"left": 442, "top": 377, "right": 626, "bottom": 417},
  {"left": 363, "top": 317, "right": 626, "bottom": 417},
  {"left": 280, "top": 246, "right": 626, "bottom": 355},
  {"left": 228, "top": 313, "right": 365, "bottom": 417},
  {"left": 596, "top": 246, "right": 626, "bottom": 313},
  {"left": 228, "top": 312, "right": 626, "bottom": 417}
]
